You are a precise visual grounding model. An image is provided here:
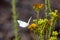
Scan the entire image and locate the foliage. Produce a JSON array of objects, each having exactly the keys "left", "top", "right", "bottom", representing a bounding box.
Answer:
[
  {"left": 28, "top": 0, "right": 59, "bottom": 40},
  {"left": 12, "top": 0, "right": 20, "bottom": 40},
  {"left": 12, "top": 0, "right": 60, "bottom": 40}
]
